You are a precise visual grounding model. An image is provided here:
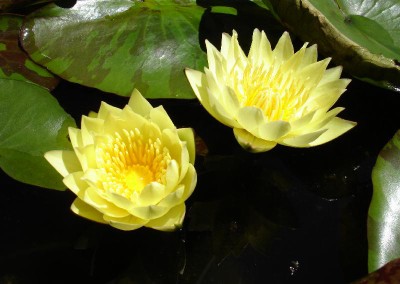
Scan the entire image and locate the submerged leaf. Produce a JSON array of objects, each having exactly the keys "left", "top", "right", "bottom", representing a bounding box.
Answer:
[
  {"left": 0, "top": 78, "right": 75, "bottom": 190},
  {"left": 368, "top": 130, "right": 400, "bottom": 272},
  {"left": 266, "top": 0, "right": 400, "bottom": 91},
  {"left": 21, "top": 0, "right": 207, "bottom": 99},
  {"left": 0, "top": 15, "right": 58, "bottom": 90}
]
